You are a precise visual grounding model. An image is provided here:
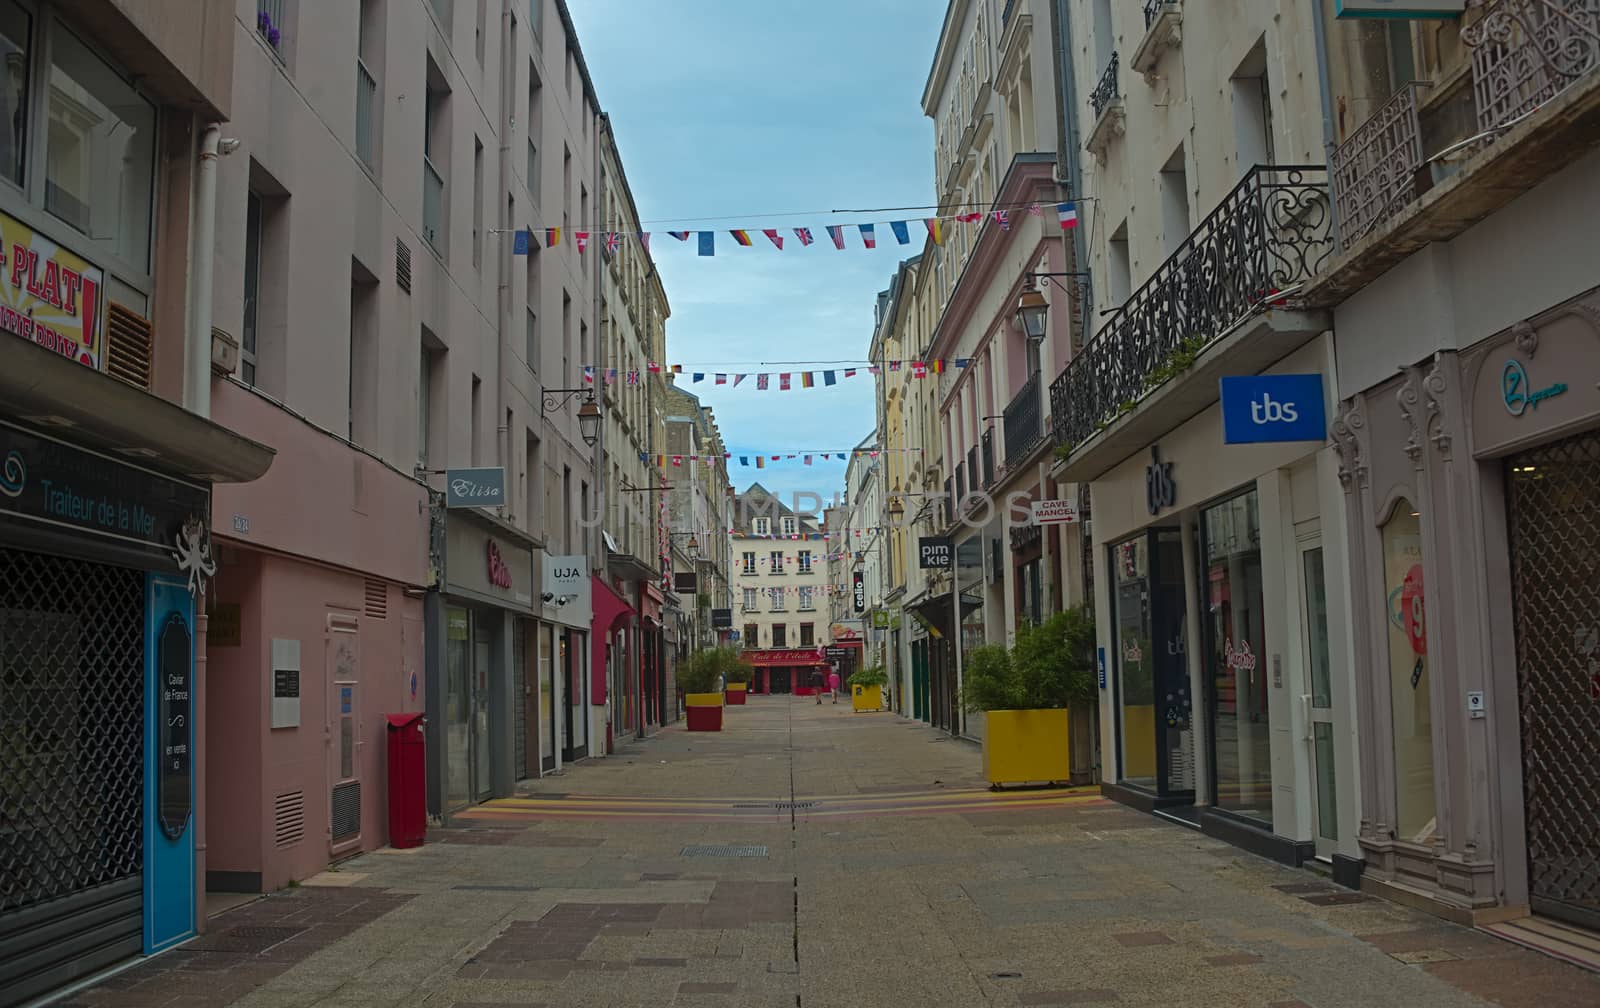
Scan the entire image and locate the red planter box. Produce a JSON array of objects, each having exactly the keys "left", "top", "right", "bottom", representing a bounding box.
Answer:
[
  {"left": 725, "top": 686, "right": 747, "bottom": 705},
  {"left": 685, "top": 703, "right": 724, "bottom": 732}
]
